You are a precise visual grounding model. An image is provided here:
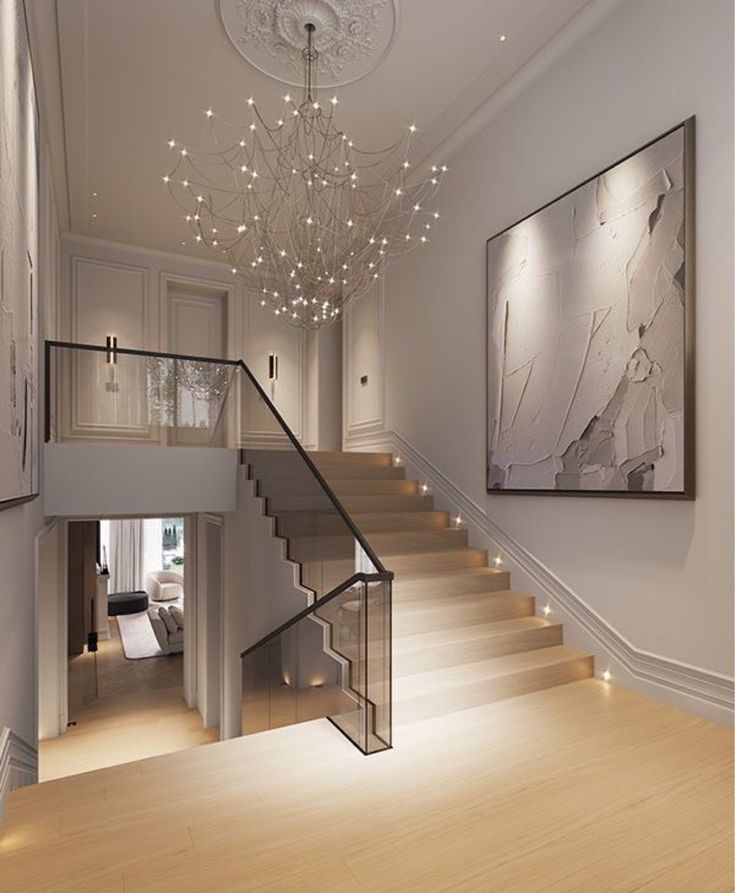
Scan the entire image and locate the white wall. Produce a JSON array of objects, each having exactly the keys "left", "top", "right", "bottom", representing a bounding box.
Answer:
[
  {"left": 59, "top": 234, "right": 309, "bottom": 440},
  {"left": 44, "top": 444, "right": 237, "bottom": 518},
  {"left": 343, "top": 278, "right": 385, "bottom": 448},
  {"left": 221, "top": 467, "right": 313, "bottom": 739},
  {"left": 36, "top": 520, "right": 64, "bottom": 740},
  {"left": 0, "top": 0, "right": 59, "bottom": 762},
  {"left": 377, "top": 0, "right": 733, "bottom": 680}
]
